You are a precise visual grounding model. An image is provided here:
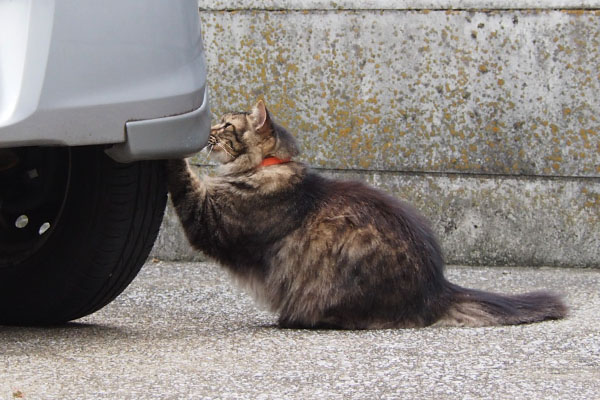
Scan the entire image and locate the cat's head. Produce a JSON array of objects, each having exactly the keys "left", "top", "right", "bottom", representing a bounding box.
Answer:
[{"left": 208, "top": 100, "right": 299, "bottom": 172}]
